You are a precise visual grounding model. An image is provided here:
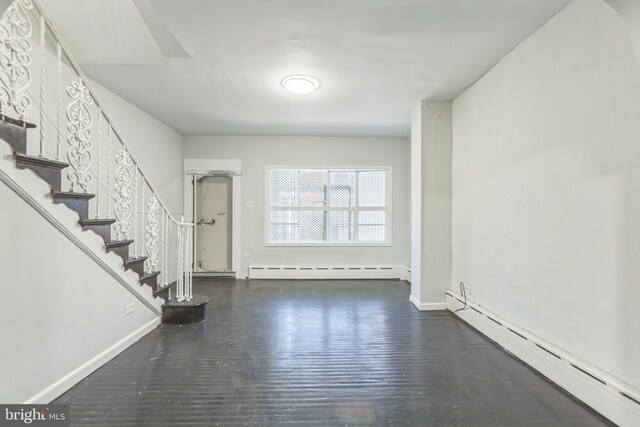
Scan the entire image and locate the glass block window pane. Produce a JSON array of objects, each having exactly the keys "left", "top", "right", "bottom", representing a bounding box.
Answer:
[
  {"left": 298, "top": 170, "right": 327, "bottom": 207},
  {"left": 271, "top": 210, "right": 298, "bottom": 224},
  {"left": 270, "top": 224, "right": 298, "bottom": 242},
  {"left": 359, "top": 211, "right": 385, "bottom": 225},
  {"left": 359, "top": 225, "right": 385, "bottom": 242},
  {"left": 329, "top": 171, "right": 356, "bottom": 207},
  {"left": 358, "top": 171, "right": 385, "bottom": 207},
  {"left": 270, "top": 169, "right": 298, "bottom": 207},
  {"left": 299, "top": 210, "right": 325, "bottom": 241},
  {"left": 328, "top": 211, "right": 354, "bottom": 242}
]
